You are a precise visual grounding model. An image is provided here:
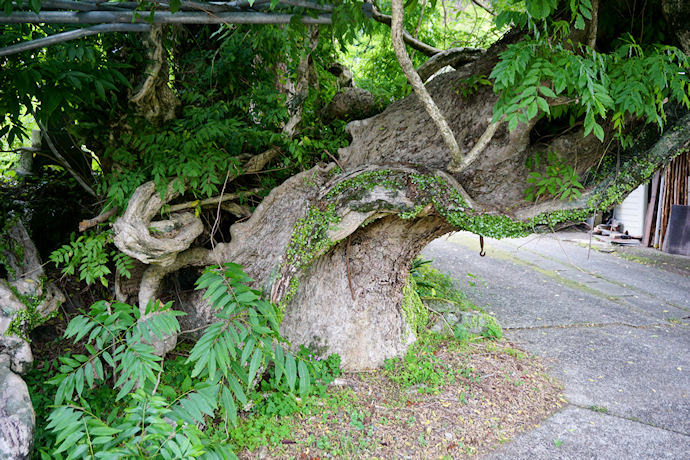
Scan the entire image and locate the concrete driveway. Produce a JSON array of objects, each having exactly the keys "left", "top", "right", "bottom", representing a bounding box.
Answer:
[{"left": 422, "top": 232, "right": 690, "bottom": 459}]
